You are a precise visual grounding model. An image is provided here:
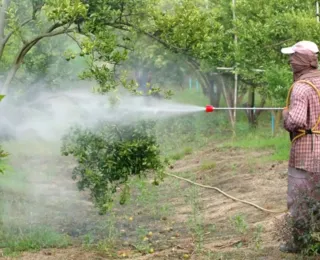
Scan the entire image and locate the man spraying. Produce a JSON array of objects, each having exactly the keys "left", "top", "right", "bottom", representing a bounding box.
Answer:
[{"left": 281, "top": 40, "right": 320, "bottom": 252}]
